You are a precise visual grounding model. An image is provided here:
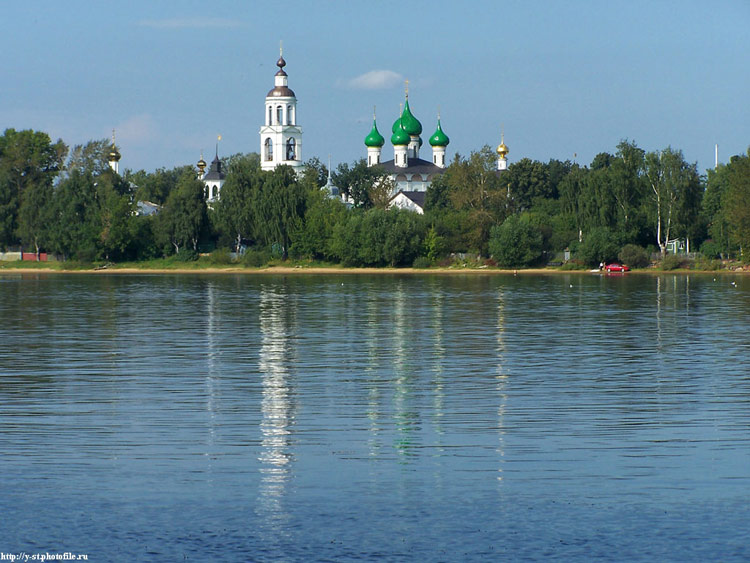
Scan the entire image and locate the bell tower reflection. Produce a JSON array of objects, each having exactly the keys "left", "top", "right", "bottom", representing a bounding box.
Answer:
[{"left": 258, "top": 284, "right": 296, "bottom": 512}]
